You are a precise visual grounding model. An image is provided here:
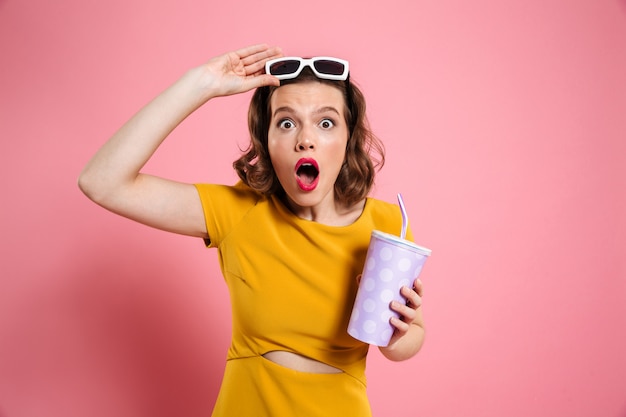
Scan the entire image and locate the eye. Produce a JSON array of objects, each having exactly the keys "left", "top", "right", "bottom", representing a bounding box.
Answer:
[
  {"left": 319, "top": 118, "right": 335, "bottom": 129},
  {"left": 278, "top": 119, "right": 296, "bottom": 129}
]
